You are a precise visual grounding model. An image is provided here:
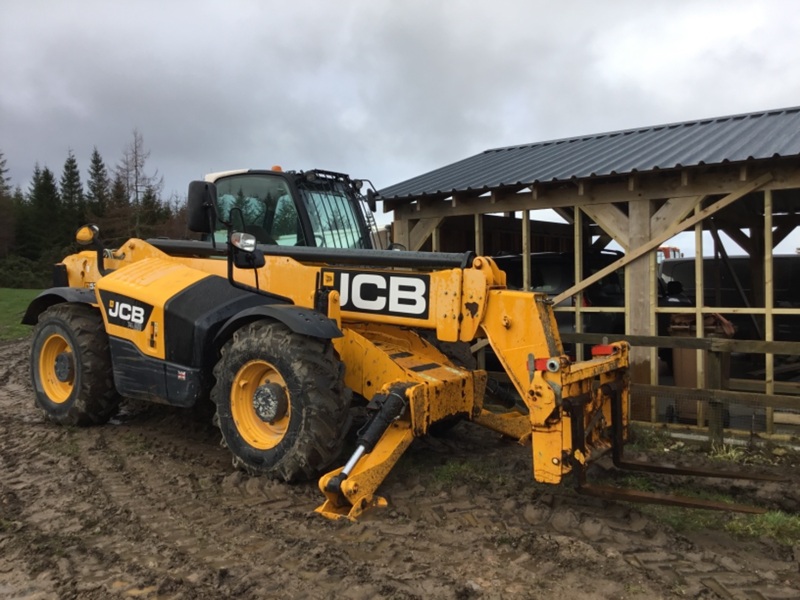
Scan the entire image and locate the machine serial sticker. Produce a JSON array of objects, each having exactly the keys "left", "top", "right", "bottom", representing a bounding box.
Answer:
[
  {"left": 322, "top": 269, "right": 430, "bottom": 319},
  {"left": 99, "top": 291, "right": 155, "bottom": 332}
]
